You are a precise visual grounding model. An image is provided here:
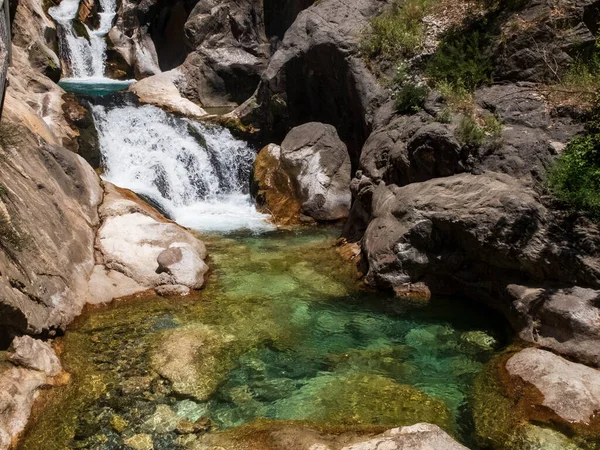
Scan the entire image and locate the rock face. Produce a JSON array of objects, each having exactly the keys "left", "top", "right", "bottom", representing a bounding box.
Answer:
[
  {"left": 0, "top": 124, "right": 102, "bottom": 336},
  {"left": 506, "top": 348, "right": 600, "bottom": 425},
  {"left": 91, "top": 183, "right": 209, "bottom": 304},
  {"left": 234, "top": 0, "right": 387, "bottom": 165},
  {"left": 251, "top": 123, "right": 352, "bottom": 223}
]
